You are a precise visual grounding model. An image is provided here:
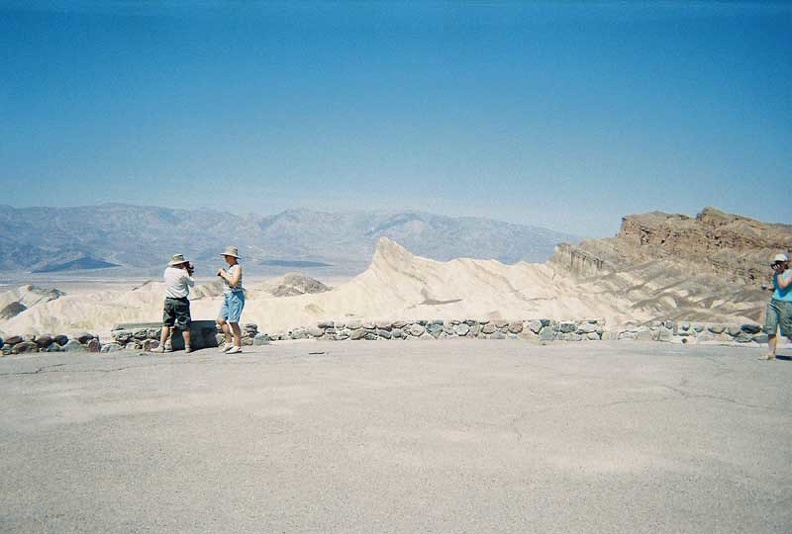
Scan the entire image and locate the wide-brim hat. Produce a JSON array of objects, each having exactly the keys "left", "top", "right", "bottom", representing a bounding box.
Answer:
[
  {"left": 168, "top": 253, "right": 189, "bottom": 266},
  {"left": 772, "top": 253, "right": 789, "bottom": 263},
  {"left": 220, "top": 246, "right": 241, "bottom": 259}
]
